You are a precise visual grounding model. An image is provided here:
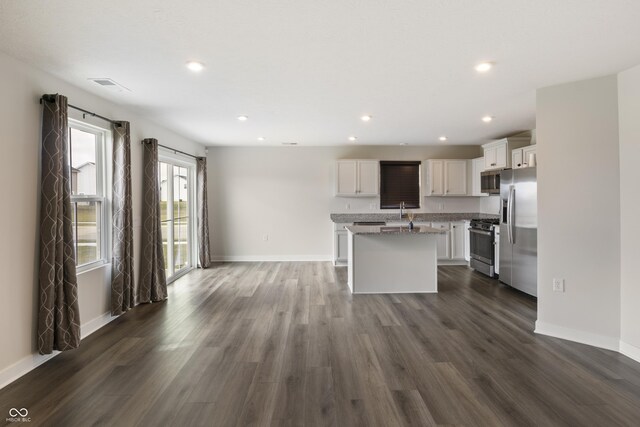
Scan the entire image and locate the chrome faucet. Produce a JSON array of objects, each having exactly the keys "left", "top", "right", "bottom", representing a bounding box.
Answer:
[{"left": 399, "top": 201, "right": 405, "bottom": 220}]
